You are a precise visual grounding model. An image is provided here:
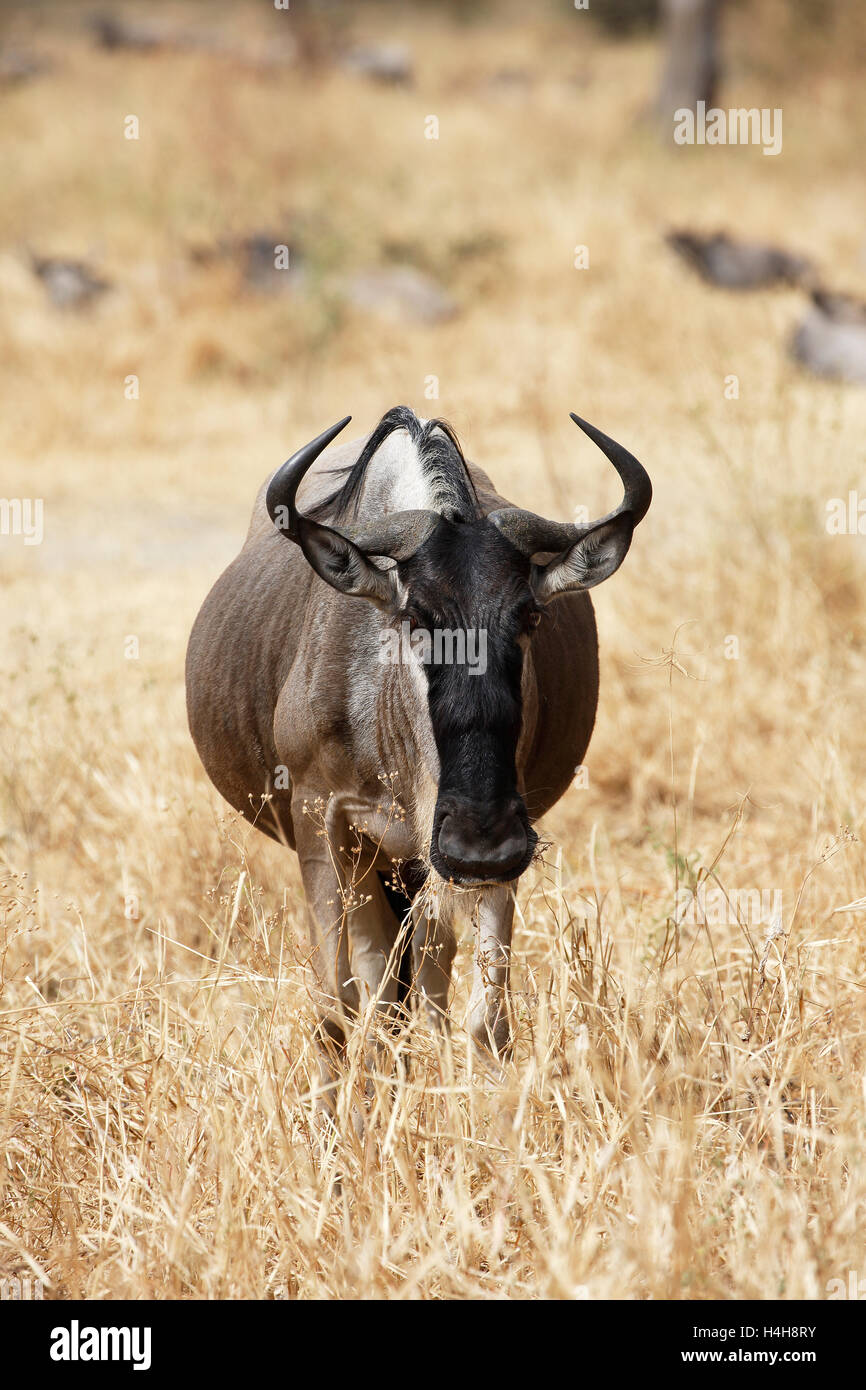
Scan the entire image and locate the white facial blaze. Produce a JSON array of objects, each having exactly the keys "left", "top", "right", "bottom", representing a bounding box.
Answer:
[
  {"left": 362, "top": 425, "right": 435, "bottom": 513},
  {"left": 358, "top": 420, "right": 470, "bottom": 518}
]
